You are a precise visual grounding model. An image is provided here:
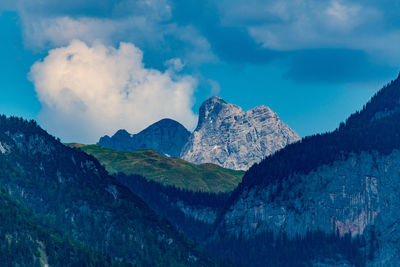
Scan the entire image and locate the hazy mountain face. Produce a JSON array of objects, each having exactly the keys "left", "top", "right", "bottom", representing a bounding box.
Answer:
[
  {"left": 98, "top": 118, "right": 191, "bottom": 158},
  {"left": 213, "top": 74, "right": 400, "bottom": 265},
  {"left": 181, "top": 97, "right": 300, "bottom": 170}
]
